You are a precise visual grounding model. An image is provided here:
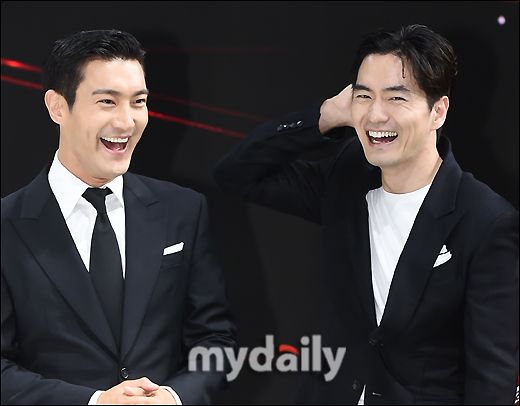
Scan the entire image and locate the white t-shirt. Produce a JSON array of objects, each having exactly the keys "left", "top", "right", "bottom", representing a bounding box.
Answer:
[{"left": 358, "top": 183, "right": 431, "bottom": 404}]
